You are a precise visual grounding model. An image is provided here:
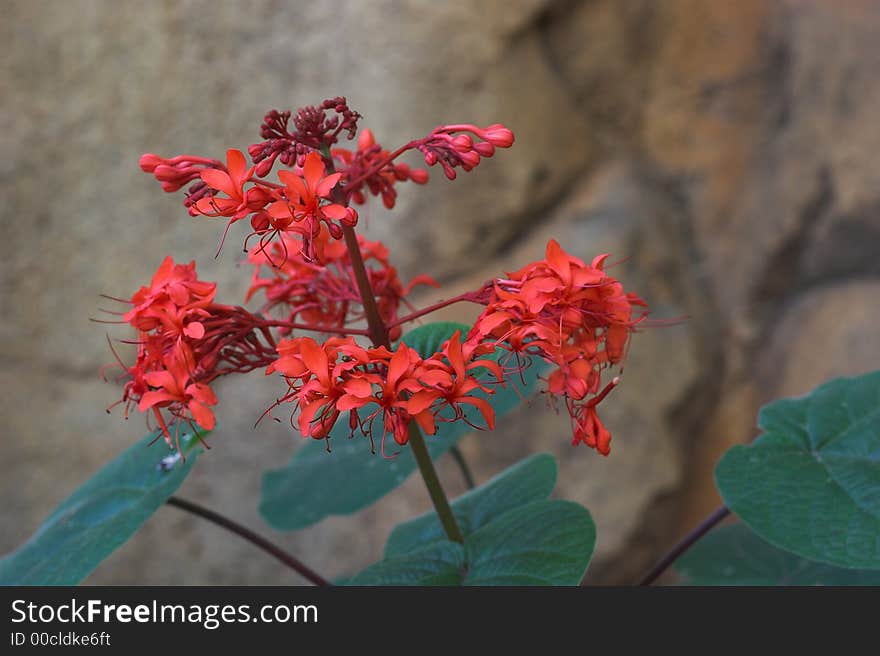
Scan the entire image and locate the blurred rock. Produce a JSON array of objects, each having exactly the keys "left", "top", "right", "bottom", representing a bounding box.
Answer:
[{"left": 758, "top": 279, "right": 880, "bottom": 400}]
